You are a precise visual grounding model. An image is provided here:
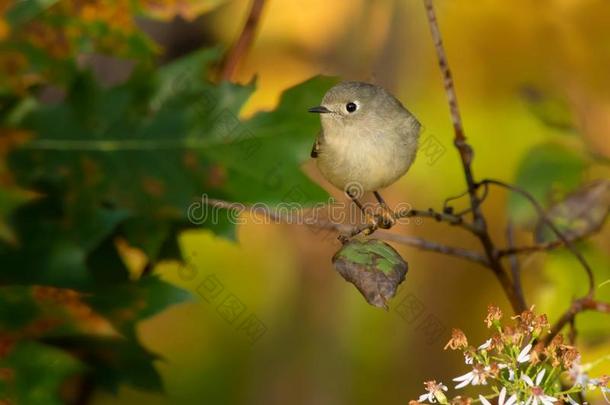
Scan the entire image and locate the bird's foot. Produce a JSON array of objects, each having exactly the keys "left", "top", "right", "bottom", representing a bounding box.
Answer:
[
  {"left": 374, "top": 206, "right": 396, "bottom": 229},
  {"left": 362, "top": 213, "right": 379, "bottom": 235}
]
